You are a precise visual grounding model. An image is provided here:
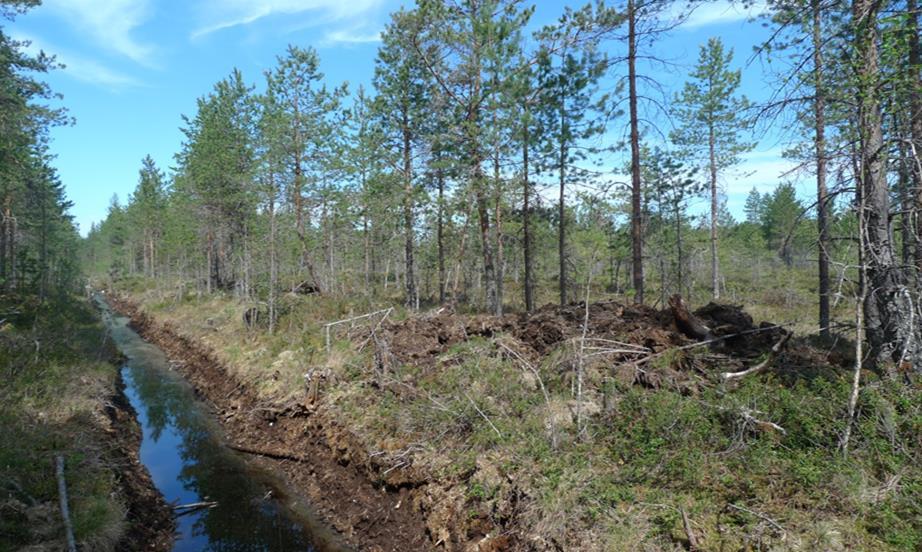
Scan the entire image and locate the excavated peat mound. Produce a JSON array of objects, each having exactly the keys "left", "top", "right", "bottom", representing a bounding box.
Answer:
[{"left": 386, "top": 300, "right": 795, "bottom": 380}]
